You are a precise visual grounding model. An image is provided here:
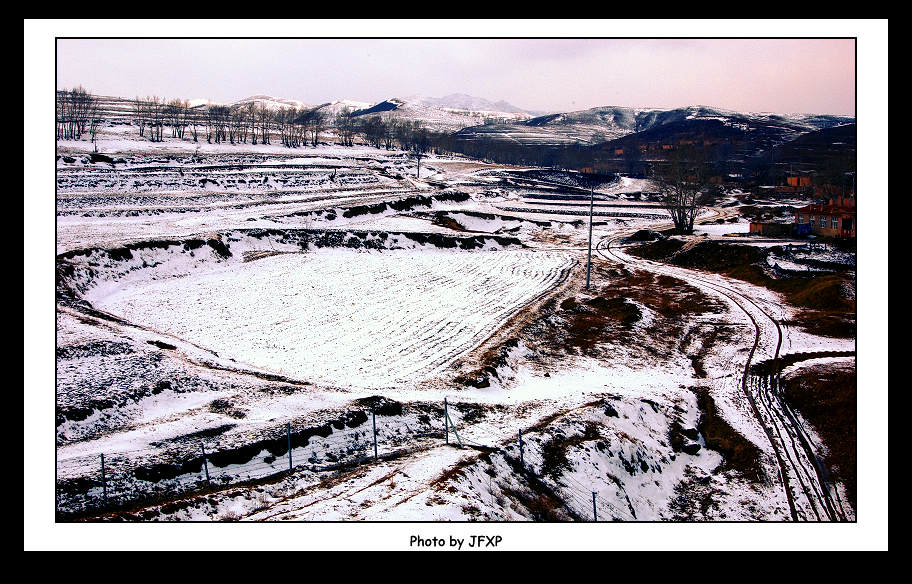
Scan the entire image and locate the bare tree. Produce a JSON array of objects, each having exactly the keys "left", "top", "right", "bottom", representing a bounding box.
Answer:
[
  {"left": 412, "top": 121, "right": 429, "bottom": 177},
  {"left": 208, "top": 105, "right": 229, "bottom": 143},
  {"left": 228, "top": 107, "right": 245, "bottom": 144},
  {"left": 188, "top": 106, "right": 201, "bottom": 142},
  {"left": 384, "top": 119, "right": 397, "bottom": 150},
  {"left": 362, "top": 116, "right": 385, "bottom": 149},
  {"left": 166, "top": 99, "right": 180, "bottom": 138},
  {"left": 394, "top": 119, "right": 414, "bottom": 151},
  {"left": 244, "top": 102, "right": 258, "bottom": 145},
  {"left": 145, "top": 96, "right": 166, "bottom": 142},
  {"left": 291, "top": 108, "right": 307, "bottom": 147},
  {"left": 71, "top": 87, "right": 92, "bottom": 138},
  {"left": 164, "top": 98, "right": 190, "bottom": 140},
  {"left": 412, "top": 121, "right": 429, "bottom": 154},
  {"left": 656, "top": 146, "right": 708, "bottom": 234},
  {"left": 258, "top": 104, "right": 271, "bottom": 145},
  {"left": 56, "top": 87, "right": 95, "bottom": 140},
  {"left": 307, "top": 108, "right": 326, "bottom": 146},
  {"left": 132, "top": 96, "right": 147, "bottom": 138},
  {"left": 88, "top": 99, "right": 103, "bottom": 152},
  {"left": 335, "top": 107, "right": 356, "bottom": 146},
  {"left": 275, "top": 107, "right": 291, "bottom": 146}
]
